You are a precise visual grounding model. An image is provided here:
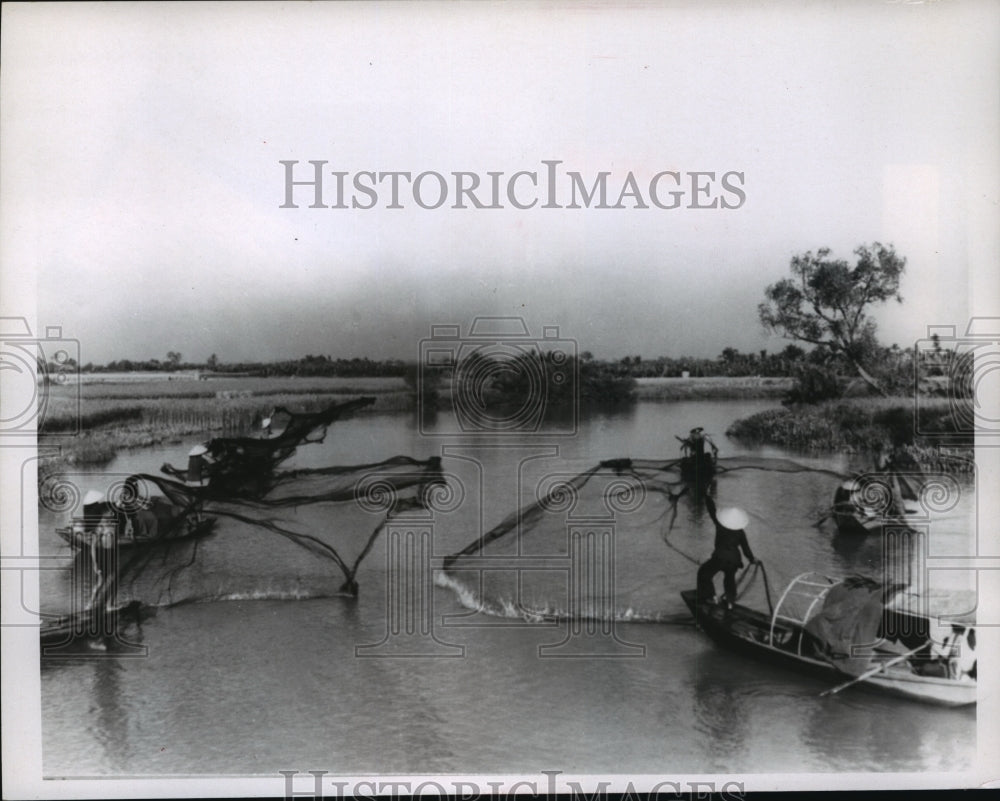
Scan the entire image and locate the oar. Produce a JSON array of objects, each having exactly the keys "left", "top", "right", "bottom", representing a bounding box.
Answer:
[
  {"left": 820, "top": 642, "right": 929, "bottom": 697},
  {"left": 813, "top": 506, "right": 836, "bottom": 527}
]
